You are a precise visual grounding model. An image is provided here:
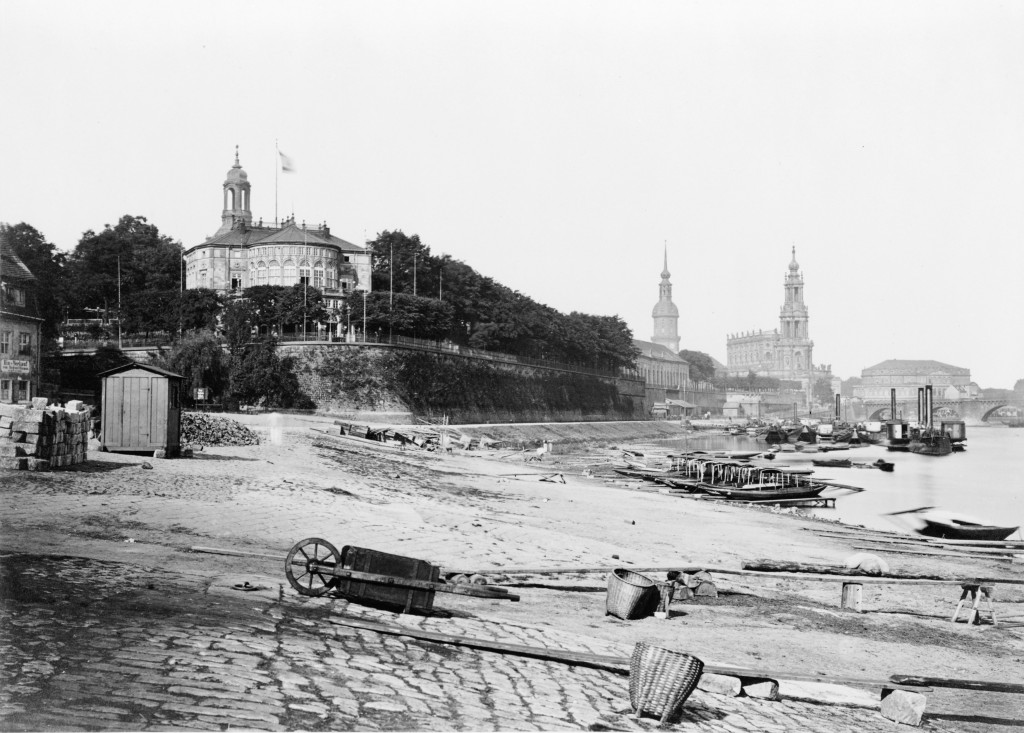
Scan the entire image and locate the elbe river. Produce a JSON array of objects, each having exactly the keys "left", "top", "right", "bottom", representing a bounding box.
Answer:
[{"left": 662, "top": 427, "right": 1024, "bottom": 536}]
